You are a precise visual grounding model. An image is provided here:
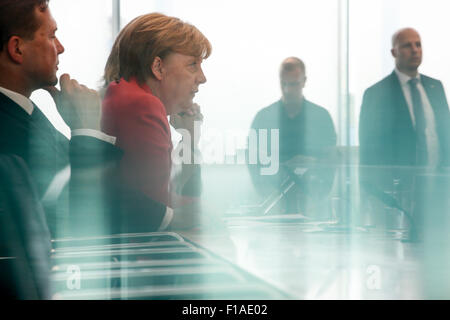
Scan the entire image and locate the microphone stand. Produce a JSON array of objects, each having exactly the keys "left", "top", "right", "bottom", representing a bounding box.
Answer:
[{"left": 361, "top": 180, "right": 419, "bottom": 243}]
